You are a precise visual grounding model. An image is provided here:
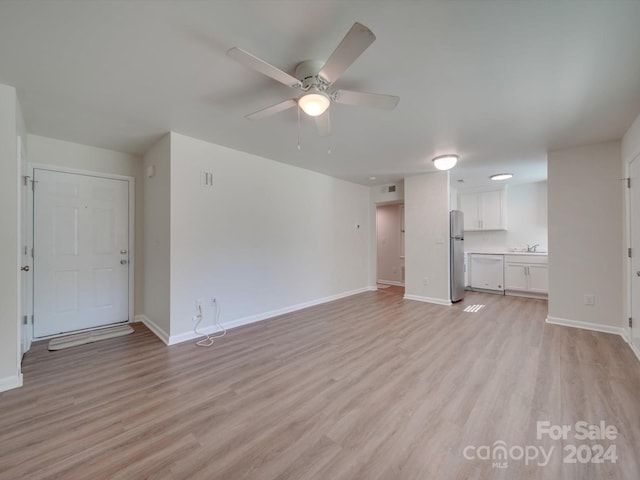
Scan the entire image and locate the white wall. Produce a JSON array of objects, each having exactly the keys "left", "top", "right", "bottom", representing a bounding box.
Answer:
[
  {"left": 404, "top": 172, "right": 451, "bottom": 304},
  {"left": 0, "top": 84, "right": 21, "bottom": 391},
  {"left": 142, "top": 134, "right": 171, "bottom": 339},
  {"left": 27, "top": 135, "right": 144, "bottom": 315},
  {"left": 464, "top": 182, "right": 548, "bottom": 252},
  {"left": 547, "top": 141, "right": 623, "bottom": 330},
  {"left": 167, "top": 132, "right": 370, "bottom": 341},
  {"left": 376, "top": 203, "right": 404, "bottom": 285}
]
